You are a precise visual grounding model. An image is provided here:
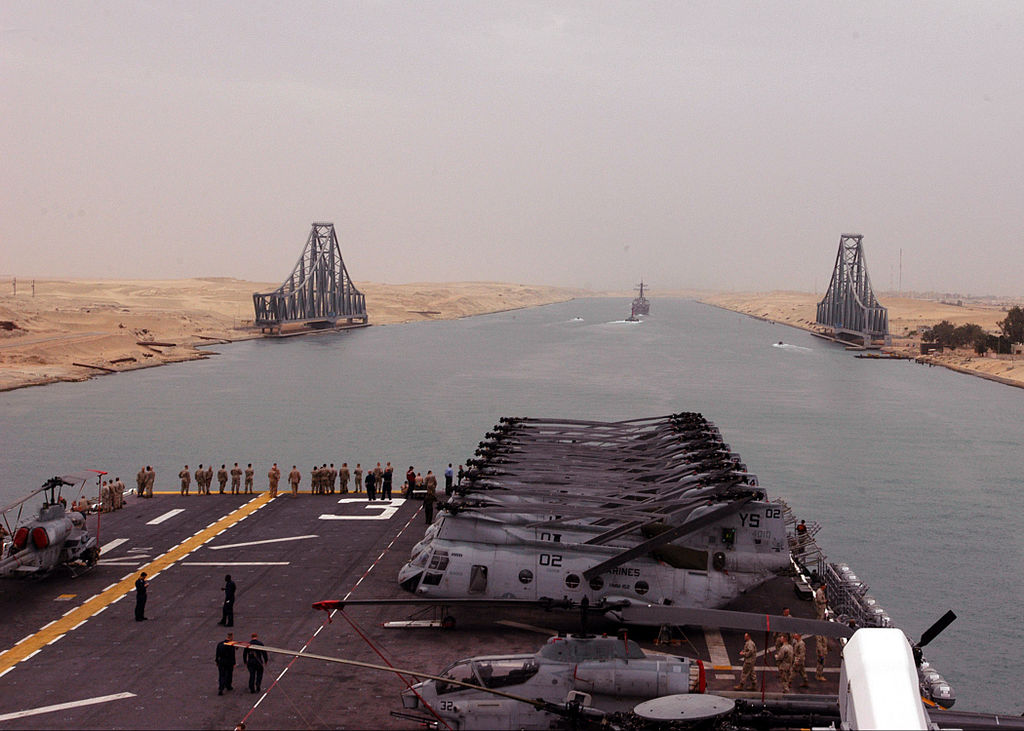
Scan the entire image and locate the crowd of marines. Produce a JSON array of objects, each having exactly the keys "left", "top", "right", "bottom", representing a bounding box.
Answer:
[
  {"left": 117, "top": 461, "right": 461, "bottom": 503},
  {"left": 735, "top": 585, "right": 832, "bottom": 692}
]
